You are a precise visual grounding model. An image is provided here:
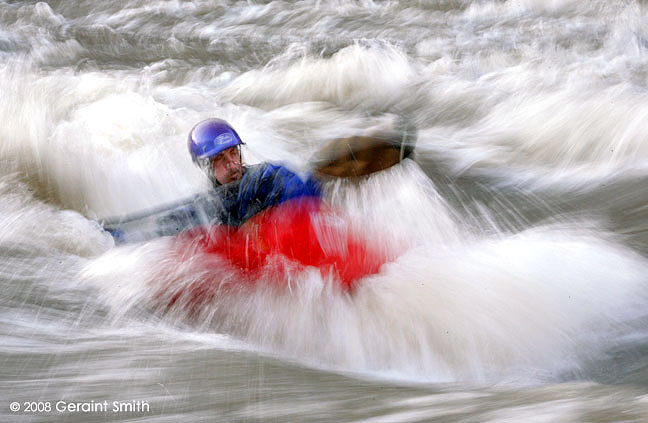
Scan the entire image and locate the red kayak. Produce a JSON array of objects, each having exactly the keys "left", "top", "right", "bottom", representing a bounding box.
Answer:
[{"left": 160, "top": 198, "right": 391, "bottom": 312}]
